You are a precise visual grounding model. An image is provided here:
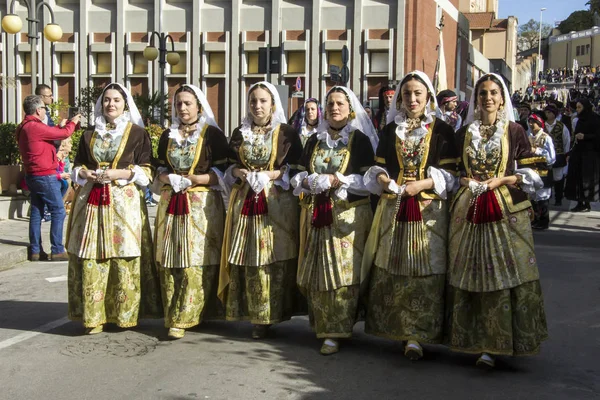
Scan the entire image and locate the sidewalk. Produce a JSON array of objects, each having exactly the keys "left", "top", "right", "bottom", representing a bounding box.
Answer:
[{"left": 0, "top": 205, "right": 158, "bottom": 272}]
